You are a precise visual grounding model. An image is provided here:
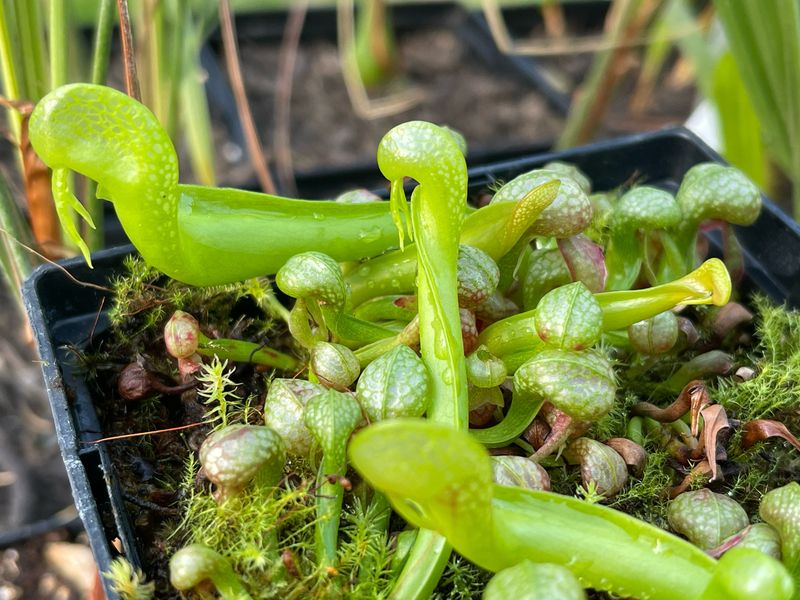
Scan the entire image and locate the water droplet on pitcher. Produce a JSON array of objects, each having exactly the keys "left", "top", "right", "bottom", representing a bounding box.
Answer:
[
  {"left": 358, "top": 226, "right": 382, "bottom": 243},
  {"left": 442, "top": 368, "right": 453, "bottom": 385}
]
